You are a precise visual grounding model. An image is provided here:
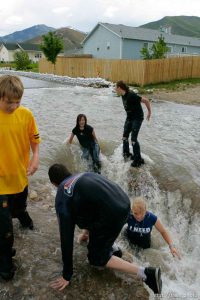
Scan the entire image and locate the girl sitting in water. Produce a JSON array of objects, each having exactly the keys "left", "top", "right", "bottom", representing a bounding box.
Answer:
[
  {"left": 126, "top": 197, "right": 180, "bottom": 259},
  {"left": 68, "top": 114, "right": 101, "bottom": 173}
]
